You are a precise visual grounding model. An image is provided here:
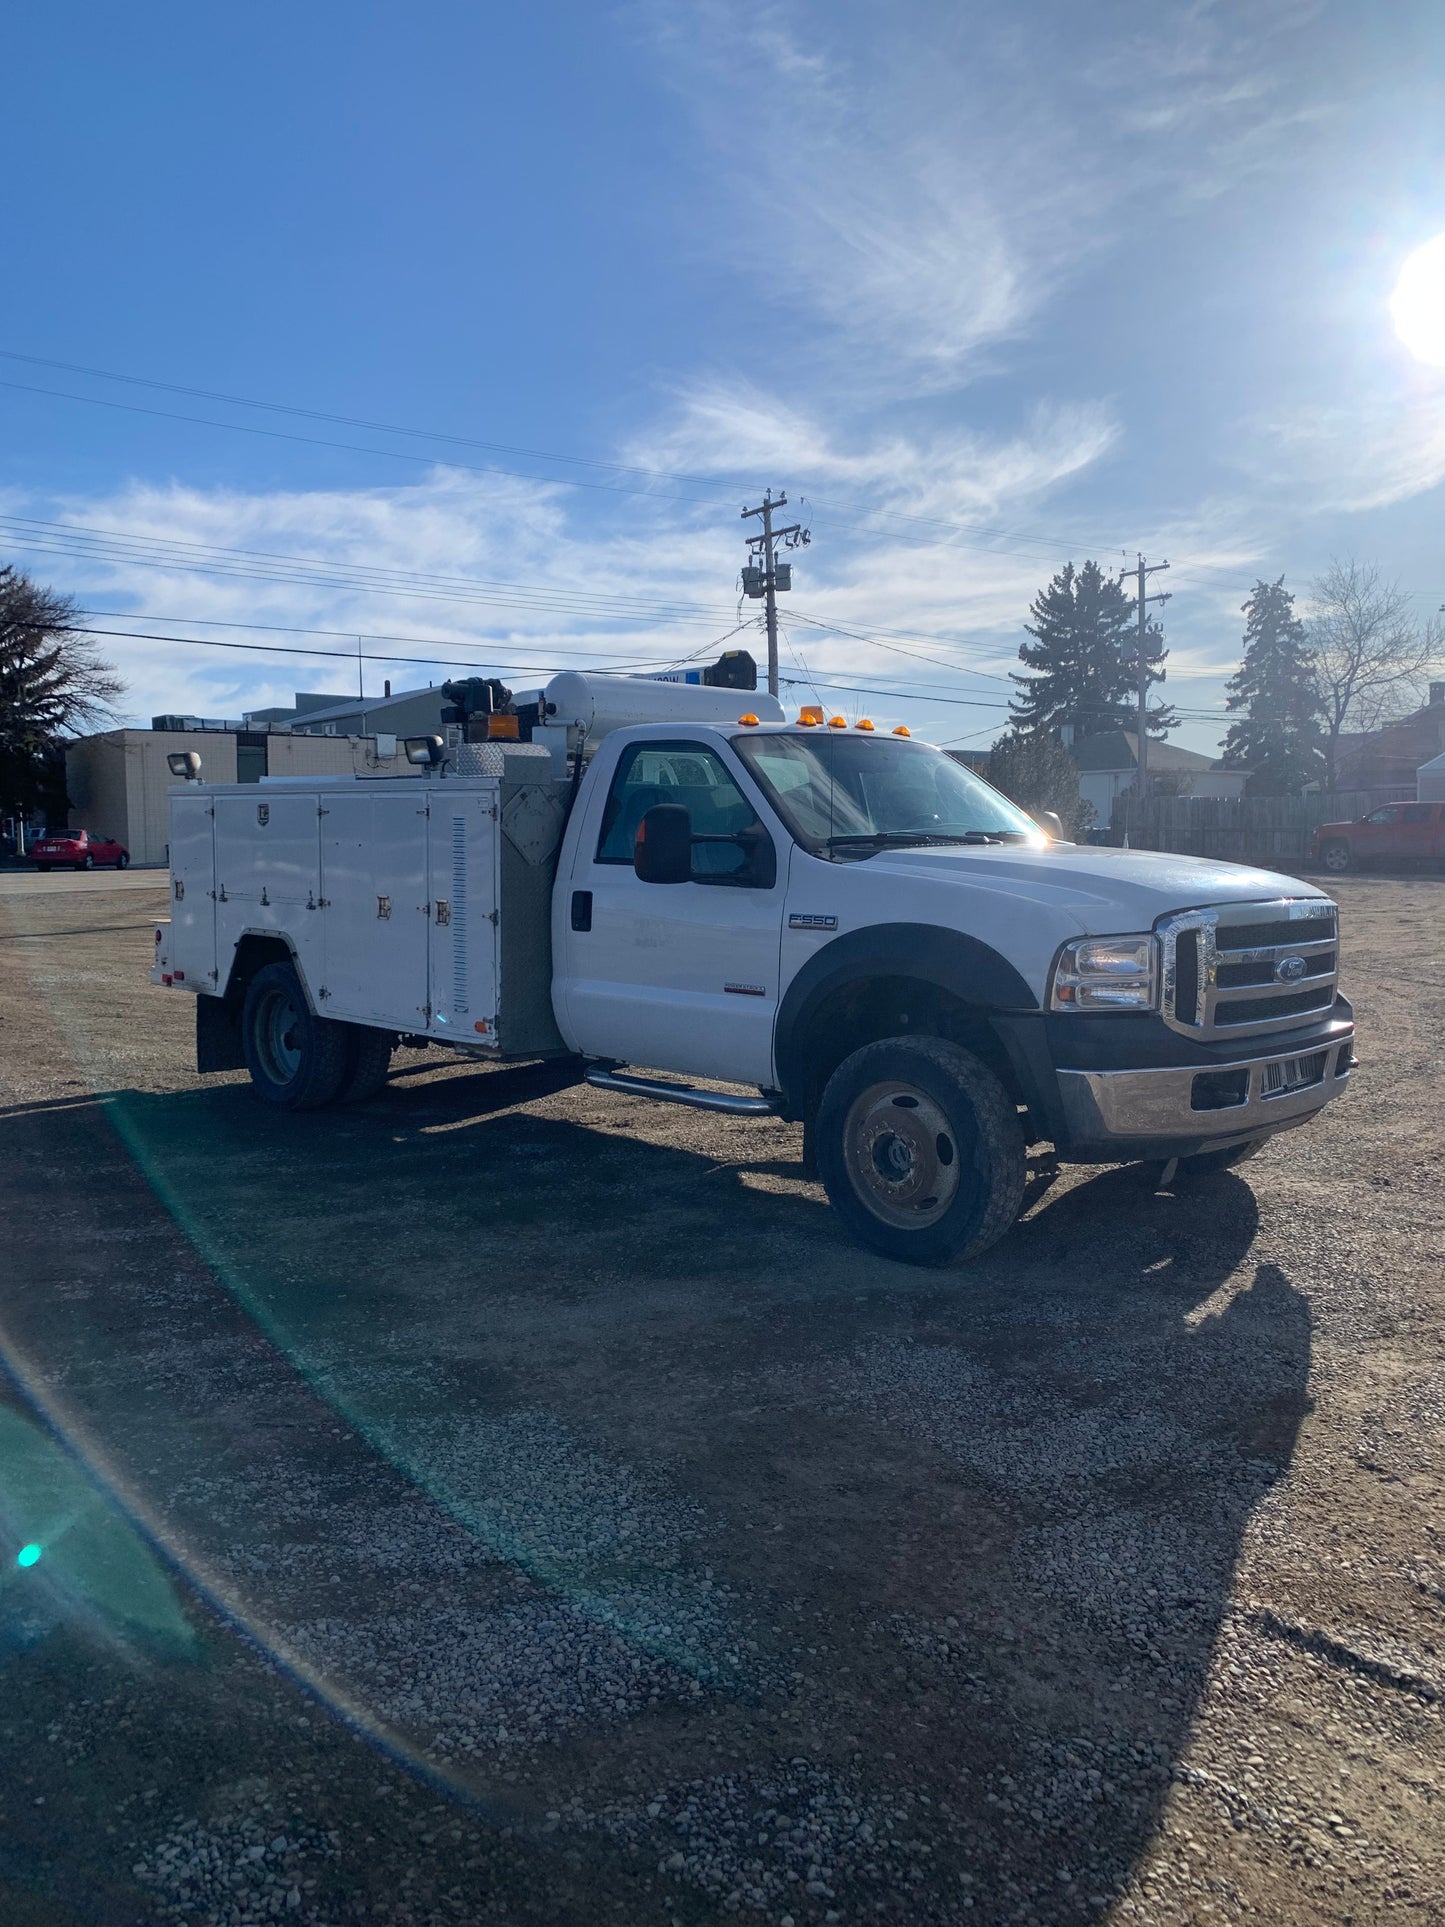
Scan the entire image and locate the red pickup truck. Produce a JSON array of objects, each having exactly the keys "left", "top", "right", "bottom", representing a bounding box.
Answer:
[{"left": 1312, "top": 801, "right": 1445, "bottom": 873}]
